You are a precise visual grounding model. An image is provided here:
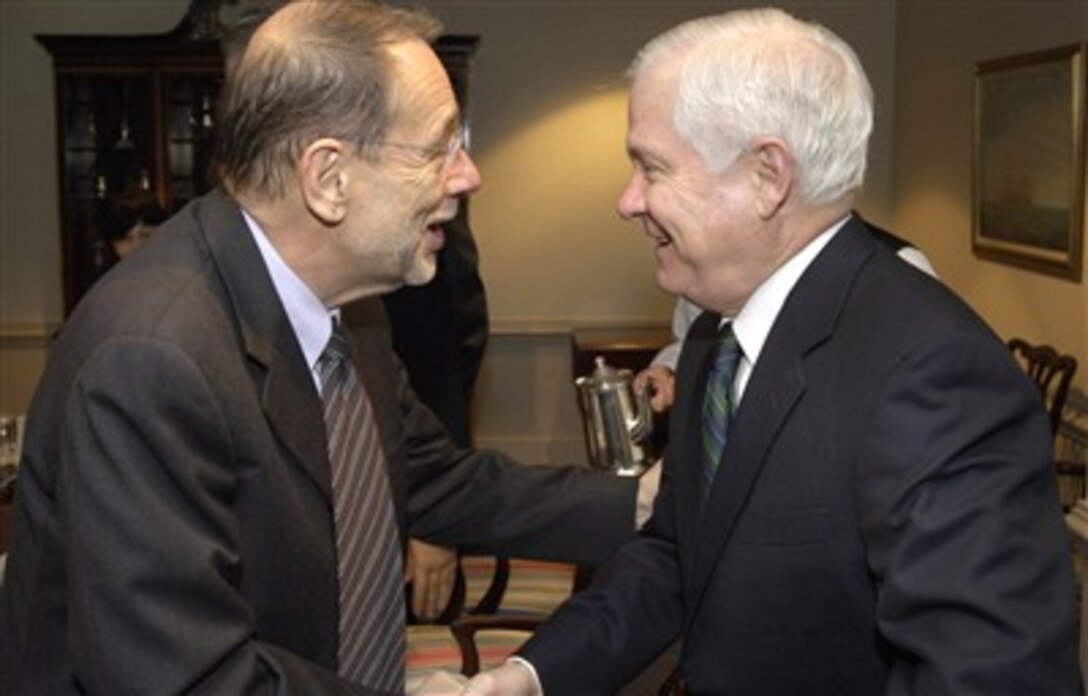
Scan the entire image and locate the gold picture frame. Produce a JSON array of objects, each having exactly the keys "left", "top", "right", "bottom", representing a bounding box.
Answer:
[{"left": 973, "top": 43, "right": 1086, "bottom": 281}]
